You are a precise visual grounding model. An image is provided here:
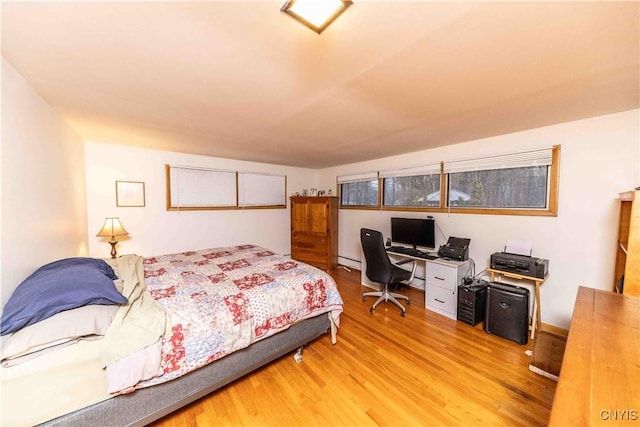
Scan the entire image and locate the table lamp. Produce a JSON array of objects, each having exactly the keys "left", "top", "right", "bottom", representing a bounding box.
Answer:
[{"left": 96, "top": 217, "right": 129, "bottom": 258}]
